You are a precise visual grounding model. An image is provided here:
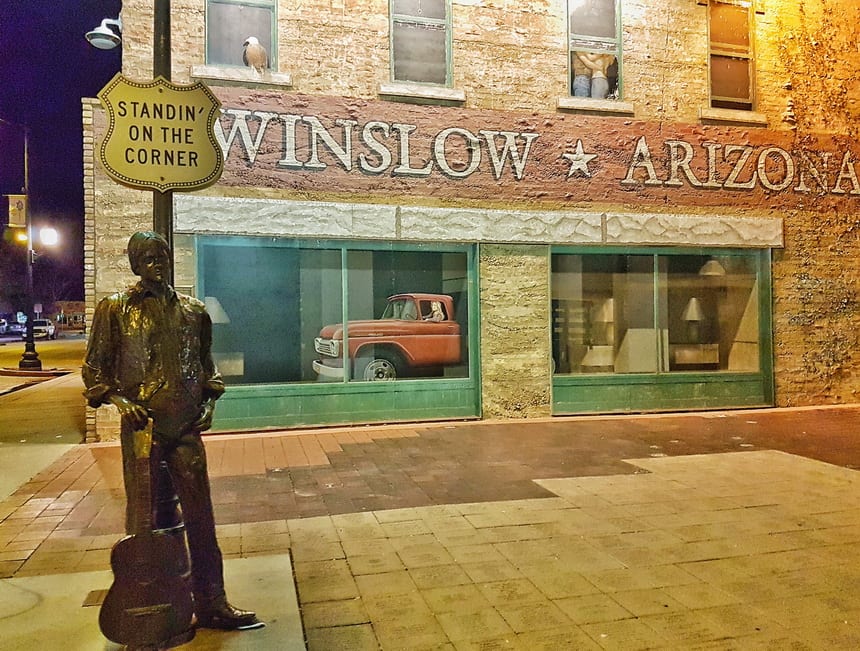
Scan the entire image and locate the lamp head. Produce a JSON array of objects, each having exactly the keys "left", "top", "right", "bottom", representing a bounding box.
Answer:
[{"left": 86, "top": 17, "right": 122, "bottom": 50}]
